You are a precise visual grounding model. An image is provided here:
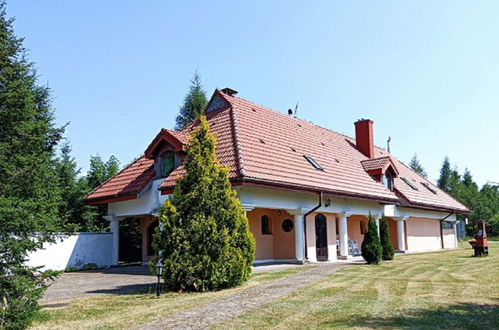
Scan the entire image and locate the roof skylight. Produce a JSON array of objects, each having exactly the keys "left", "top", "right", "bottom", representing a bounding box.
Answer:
[
  {"left": 420, "top": 182, "right": 437, "bottom": 194},
  {"left": 401, "top": 177, "right": 418, "bottom": 190},
  {"left": 304, "top": 155, "right": 323, "bottom": 171}
]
